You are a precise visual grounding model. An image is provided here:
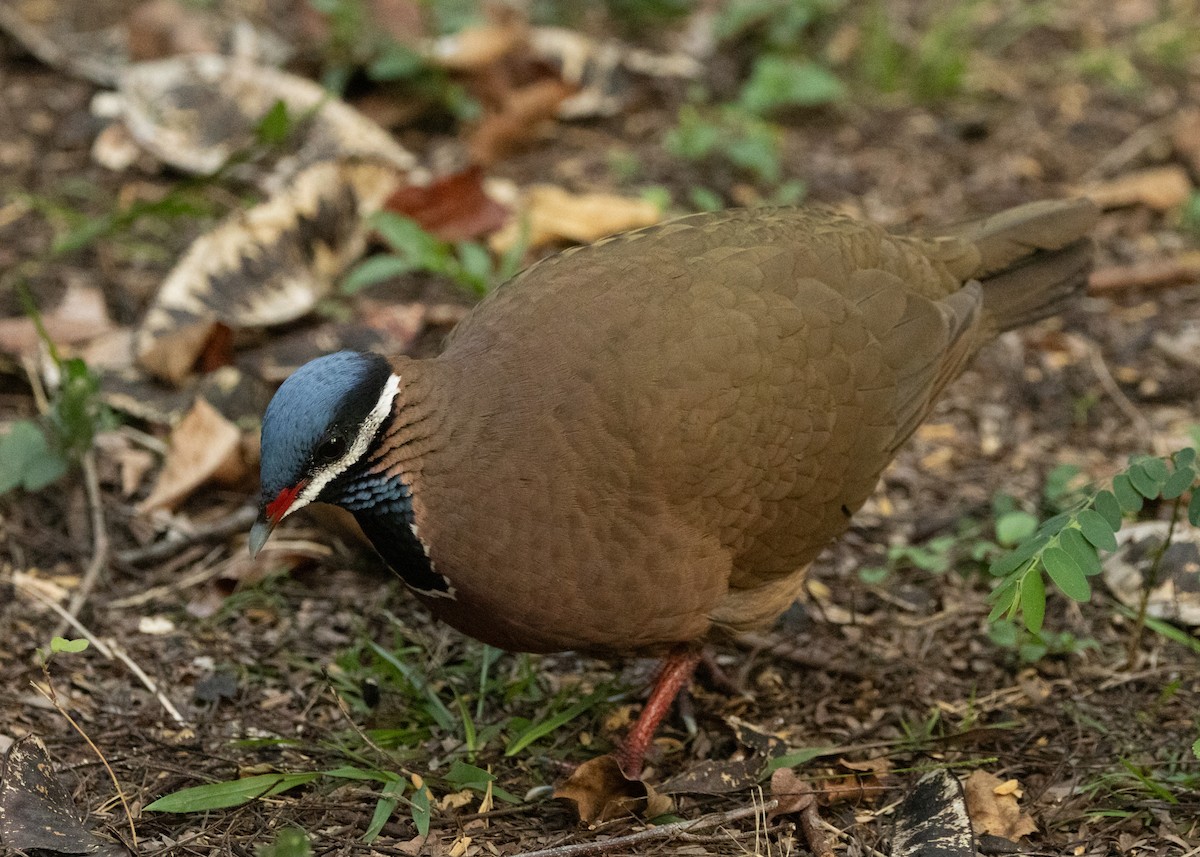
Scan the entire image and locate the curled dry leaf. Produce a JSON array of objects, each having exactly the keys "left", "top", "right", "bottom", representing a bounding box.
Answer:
[
  {"left": 0, "top": 282, "right": 114, "bottom": 356},
  {"left": 768, "top": 767, "right": 816, "bottom": 819},
  {"left": 962, "top": 770, "right": 1037, "bottom": 840},
  {"left": 426, "top": 18, "right": 528, "bottom": 72},
  {"left": 554, "top": 754, "right": 672, "bottom": 825},
  {"left": 116, "top": 54, "right": 418, "bottom": 176},
  {"left": 489, "top": 185, "right": 663, "bottom": 254},
  {"left": 468, "top": 78, "right": 577, "bottom": 165},
  {"left": 386, "top": 166, "right": 510, "bottom": 241},
  {"left": 137, "top": 159, "right": 403, "bottom": 384},
  {"left": 138, "top": 397, "right": 247, "bottom": 513},
  {"left": 1082, "top": 165, "right": 1193, "bottom": 212}
]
